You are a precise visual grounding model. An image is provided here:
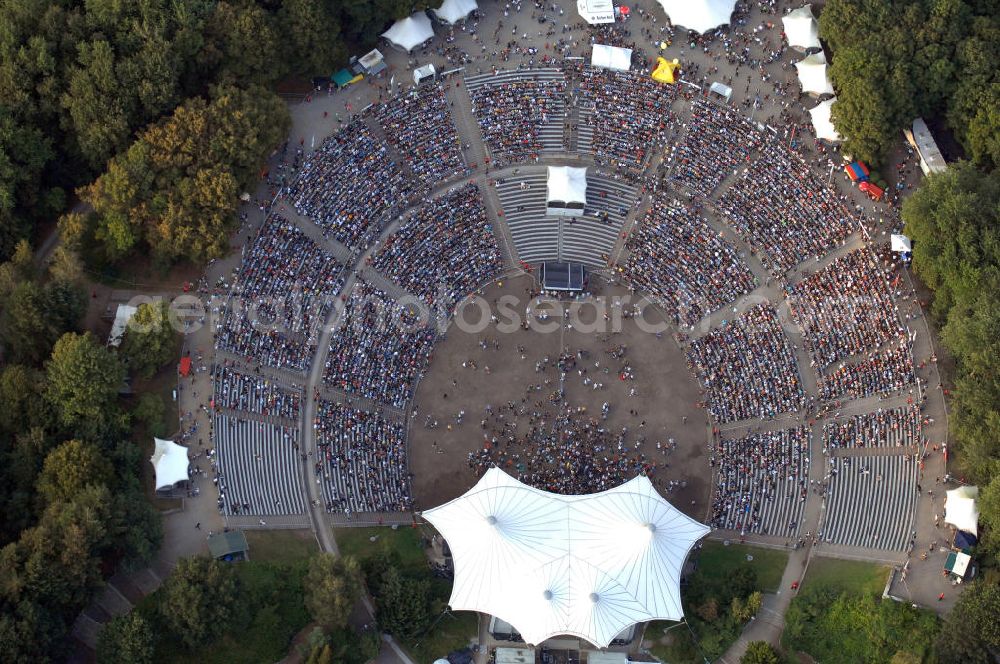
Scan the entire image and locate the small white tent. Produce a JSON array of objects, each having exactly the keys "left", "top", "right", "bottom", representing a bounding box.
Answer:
[
  {"left": 809, "top": 98, "right": 841, "bottom": 142},
  {"left": 591, "top": 44, "right": 633, "bottom": 72},
  {"left": 433, "top": 0, "right": 478, "bottom": 24},
  {"left": 578, "top": 0, "right": 616, "bottom": 24},
  {"left": 546, "top": 166, "right": 588, "bottom": 216},
  {"left": 655, "top": 0, "right": 737, "bottom": 33},
  {"left": 151, "top": 438, "right": 190, "bottom": 492},
  {"left": 709, "top": 81, "right": 733, "bottom": 102},
  {"left": 382, "top": 13, "right": 435, "bottom": 52},
  {"left": 795, "top": 51, "right": 834, "bottom": 96},
  {"left": 945, "top": 486, "right": 979, "bottom": 536},
  {"left": 783, "top": 5, "right": 821, "bottom": 51},
  {"left": 890, "top": 234, "right": 912, "bottom": 253},
  {"left": 414, "top": 63, "right": 436, "bottom": 85},
  {"left": 358, "top": 49, "right": 387, "bottom": 75}
]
